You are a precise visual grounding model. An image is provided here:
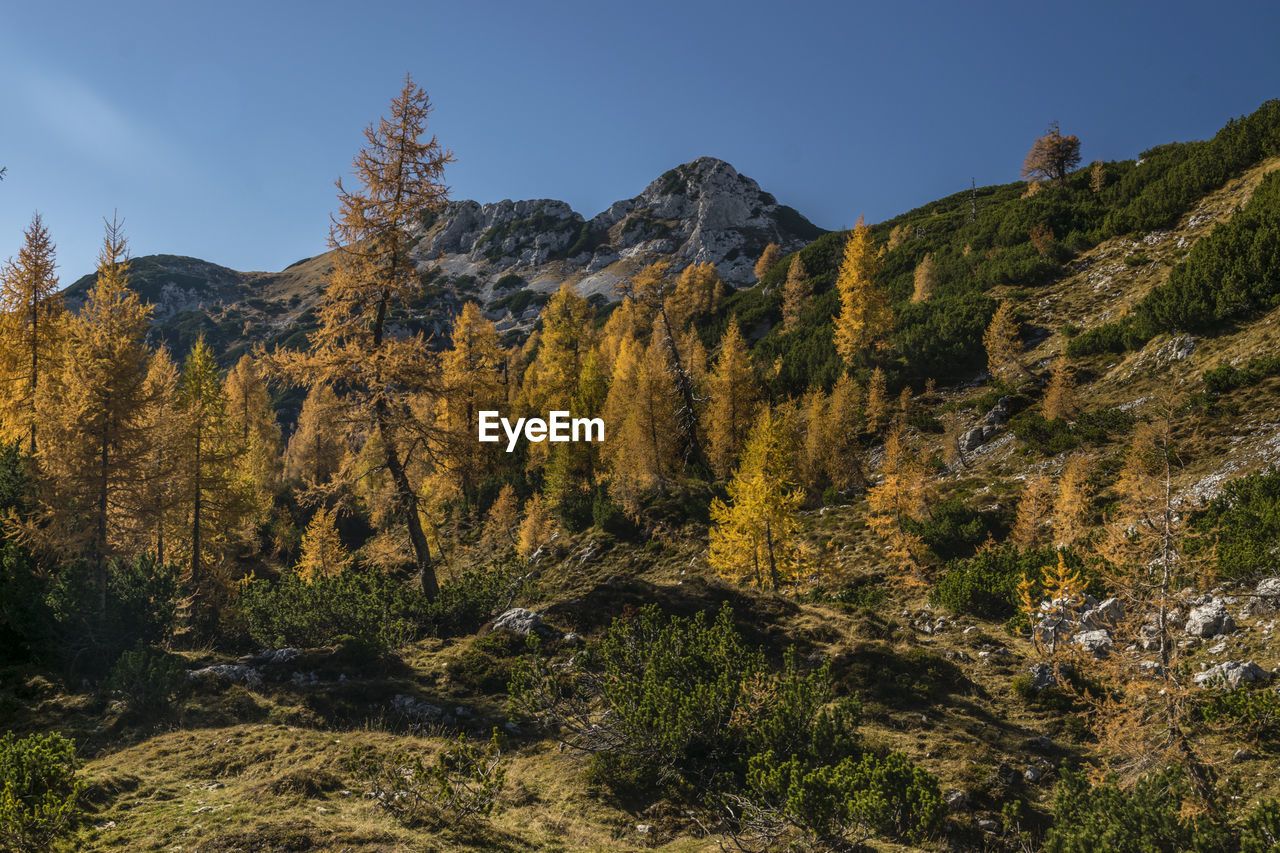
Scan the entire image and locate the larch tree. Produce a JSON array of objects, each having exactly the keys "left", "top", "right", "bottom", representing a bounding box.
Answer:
[
  {"left": 1010, "top": 475, "right": 1054, "bottom": 548},
  {"left": 296, "top": 505, "right": 351, "bottom": 582},
  {"left": 983, "top": 301, "right": 1022, "bottom": 383},
  {"left": 603, "top": 335, "right": 681, "bottom": 515},
  {"left": 479, "top": 483, "right": 520, "bottom": 554},
  {"left": 1053, "top": 452, "right": 1093, "bottom": 548},
  {"left": 284, "top": 384, "right": 346, "bottom": 491},
  {"left": 1090, "top": 160, "right": 1107, "bottom": 194},
  {"left": 781, "top": 255, "right": 811, "bottom": 333},
  {"left": 1043, "top": 351, "right": 1077, "bottom": 421},
  {"left": 823, "top": 372, "right": 864, "bottom": 491},
  {"left": 223, "top": 354, "right": 283, "bottom": 520},
  {"left": 706, "top": 322, "right": 760, "bottom": 479},
  {"left": 866, "top": 423, "right": 931, "bottom": 582},
  {"left": 911, "top": 252, "right": 936, "bottom": 304},
  {"left": 0, "top": 213, "right": 62, "bottom": 454},
  {"left": 863, "top": 367, "right": 889, "bottom": 435},
  {"left": 709, "top": 405, "right": 804, "bottom": 590},
  {"left": 134, "top": 346, "right": 182, "bottom": 562},
  {"left": 517, "top": 492, "right": 555, "bottom": 559},
  {"left": 797, "top": 388, "right": 829, "bottom": 498},
  {"left": 833, "top": 217, "right": 893, "bottom": 367},
  {"left": 269, "top": 76, "right": 453, "bottom": 596},
  {"left": 523, "top": 282, "right": 593, "bottom": 416},
  {"left": 1022, "top": 121, "right": 1082, "bottom": 183},
  {"left": 664, "top": 261, "right": 723, "bottom": 330},
  {"left": 754, "top": 242, "right": 783, "bottom": 281},
  {"left": 436, "top": 302, "right": 505, "bottom": 503},
  {"left": 36, "top": 216, "right": 151, "bottom": 618}
]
